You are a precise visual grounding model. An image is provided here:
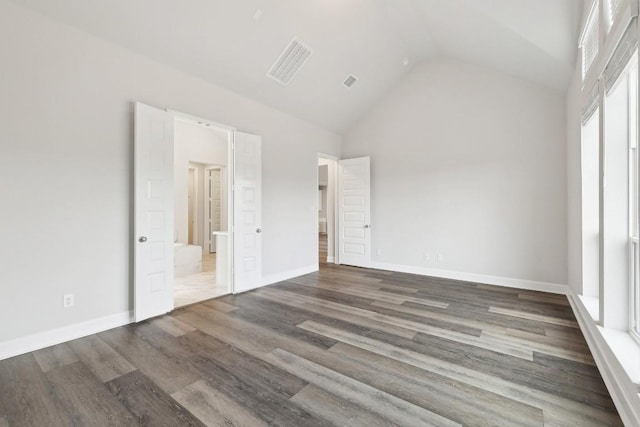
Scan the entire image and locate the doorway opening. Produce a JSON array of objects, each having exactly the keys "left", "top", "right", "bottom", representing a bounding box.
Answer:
[
  {"left": 173, "top": 116, "right": 231, "bottom": 308},
  {"left": 318, "top": 155, "right": 337, "bottom": 264},
  {"left": 135, "top": 102, "right": 263, "bottom": 321}
]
